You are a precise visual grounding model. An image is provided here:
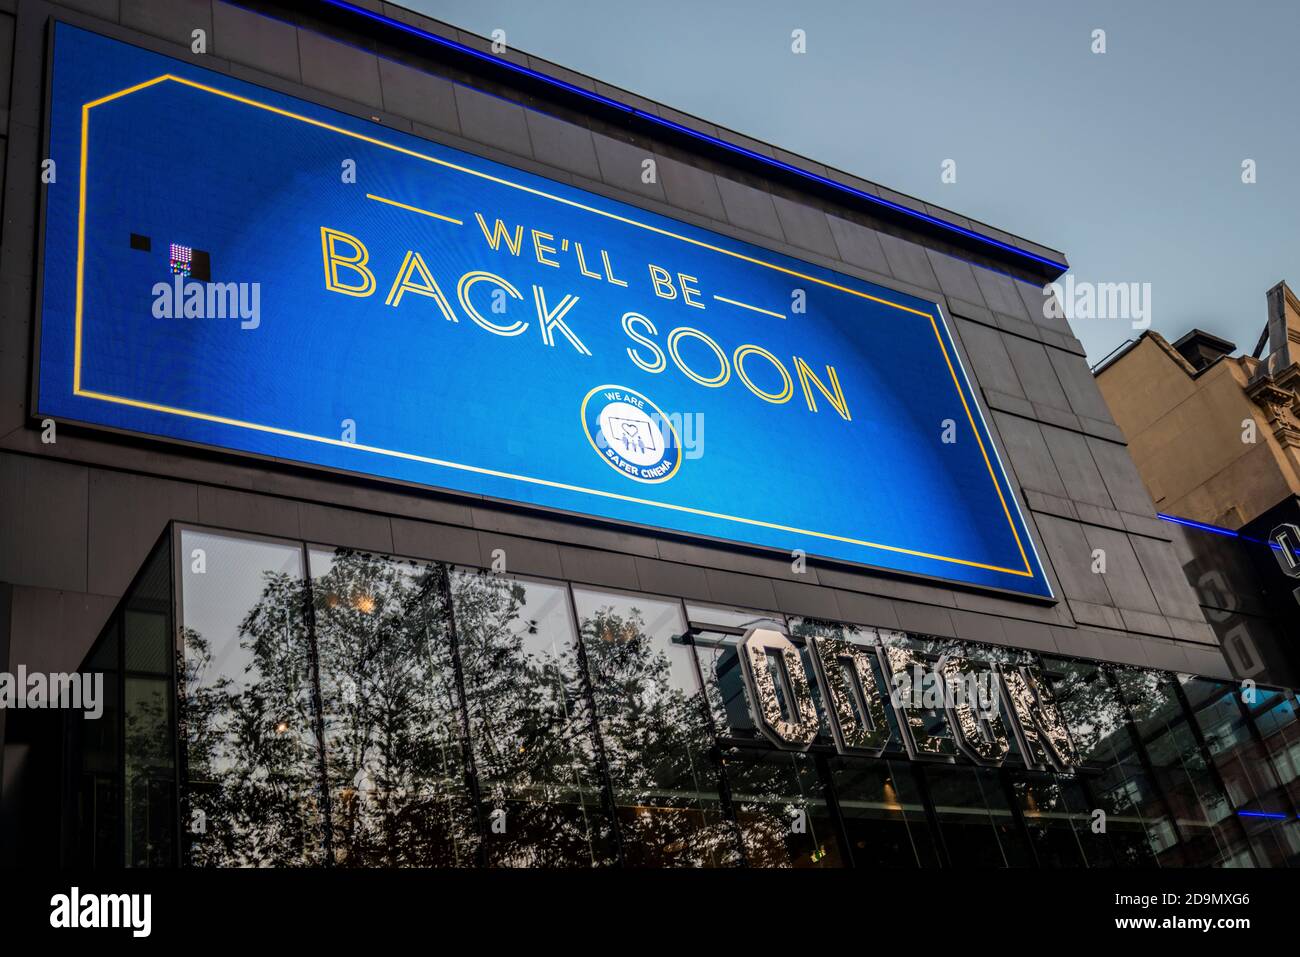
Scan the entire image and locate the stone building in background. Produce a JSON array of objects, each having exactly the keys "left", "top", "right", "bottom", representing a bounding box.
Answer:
[{"left": 1096, "top": 281, "right": 1300, "bottom": 687}]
